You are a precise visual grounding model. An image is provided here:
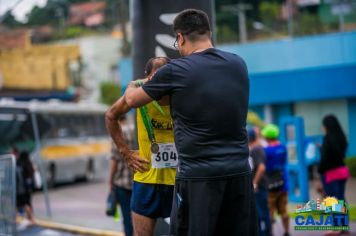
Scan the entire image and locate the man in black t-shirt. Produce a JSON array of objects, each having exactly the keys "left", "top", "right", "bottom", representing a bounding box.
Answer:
[{"left": 110, "top": 9, "right": 257, "bottom": 235}]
